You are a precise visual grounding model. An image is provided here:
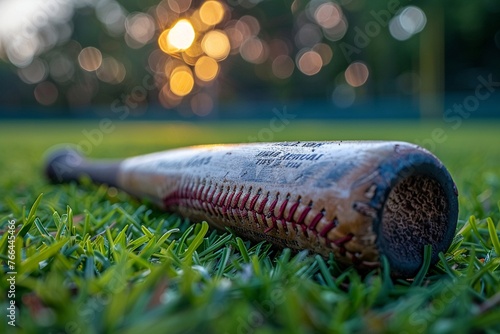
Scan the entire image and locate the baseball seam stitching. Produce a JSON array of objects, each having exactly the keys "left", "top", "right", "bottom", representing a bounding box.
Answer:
[{"left": 164, "top": 178, "right": 357, "bottom": 257}]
